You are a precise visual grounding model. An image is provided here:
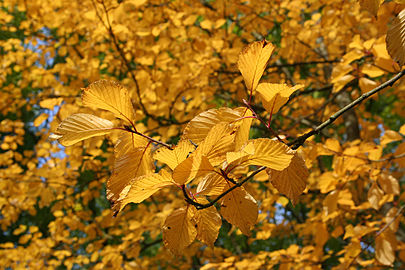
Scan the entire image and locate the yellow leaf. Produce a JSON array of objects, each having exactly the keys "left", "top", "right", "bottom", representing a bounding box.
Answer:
[
  {"left": 368, "top": 181, "right": 384, "bottom": 210},
  {"left": 376, "top": 231, "right": 396, "bottom": 266},
  {"left": 333, "top": 74, "right": 355, "bottom": 93},
  {"left": 360, "top": 63, "right": 385, "bottom": 77},
  {"left": 196, "top": 172, "right": 227, "bottom": 196},
  {"left": 394, "top": 142, "right": 405, "bottom": 167},
  {"left": 162, "top": 207, "right": 197, "bottom": 255},
  {"left": 234, "top": 108, "right": 253, "bottom": 150},
  {"left": 359, "top": 77, "right": 378, "bottom": 93},
  {"left": 39, "top": 98, "right": 63, "bottom": 109},
  {"left": 227, "top": 139, "right": 294, "bottom": 171},
  {"left": 195, "top": 123, "right": 236, "bottom": 166},
  {"left": 172, "top": 155, "right": 214, "bottom": 185},
  {"left": 238, "top": 40, "right": 275, "bottom": 91},
  {"left": 154, "top": 140, "right": 195, "bottom": 170},
  {"left": 267, "top": 152, "right": 308, "bottom": 204},
  {"left": 220, "top": 186, "right": 258, "bottom": 236},
  {"left": 182, "top": 107, "right": 243, "bottom": 144},
  {"left": 51, "top": 113, "right": 114, "bottom": 146},
  {"left": 114, "top": 131, "right": 149, "bottom": 157},
  {"left": 107, "top": 146, "right": 154, "bottom": 213},
  {"left": 256, "top": 83, "right": 304, "bottom": 114},
  {"left": 399, "top": 124, "right": 405, "bottom": 135},
  {"left": 194, "top": 198, "right": 222, "bottom": 247},
  {"left": 378, "top": 174, "right": 399, "bottom": 195},
  {"left": 33, "top": 113, "right": 48, "bottom": 127},
  {"left": 359, "top": 0, "right": 383, "bottom": 17},
  {"left": 386, "top": 9, "right": 405, "bottom": 66},
  {"left": 82, "top": 80, "right": 136, "bottom": 125},
  {"left": 118, "top": 170, "right": 174, "bottom": 210},
  {"left": 380, "top": 130, "right": 402, "bottom": 146}
]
